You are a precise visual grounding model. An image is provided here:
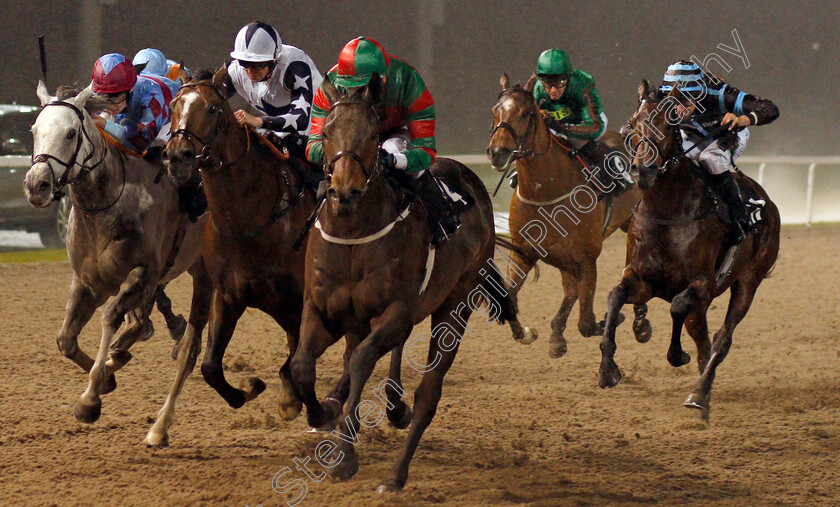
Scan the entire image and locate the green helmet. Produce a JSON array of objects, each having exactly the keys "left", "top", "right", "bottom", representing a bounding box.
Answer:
[
  {"left": 333, "top": 36, "right": 389, "bottom": 90},
  {"left": 536, "top": 49, "right": 572, "bottom": 77}
]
